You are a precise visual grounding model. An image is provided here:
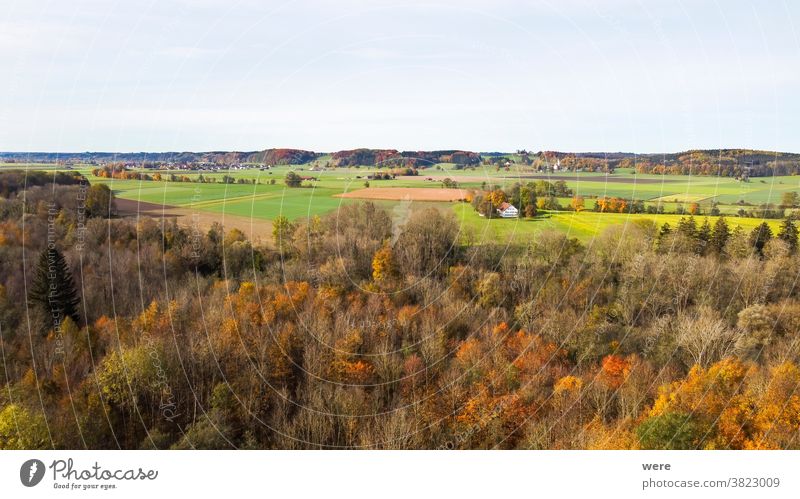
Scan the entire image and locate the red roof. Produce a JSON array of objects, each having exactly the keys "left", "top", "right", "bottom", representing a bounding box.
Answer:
[{"left": 498, "top": 202, "right": 511, "bottom": 210}]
